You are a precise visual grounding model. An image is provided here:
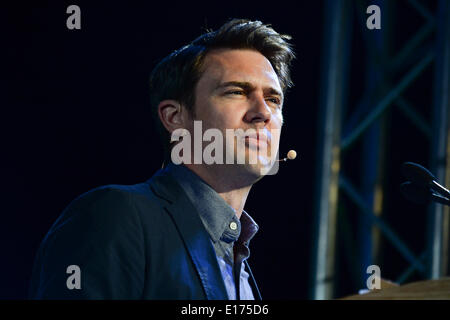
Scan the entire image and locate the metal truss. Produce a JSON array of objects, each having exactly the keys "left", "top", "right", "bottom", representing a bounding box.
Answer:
[{"left": 311, "top": 0, "right": 449, "bottom": 299}]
